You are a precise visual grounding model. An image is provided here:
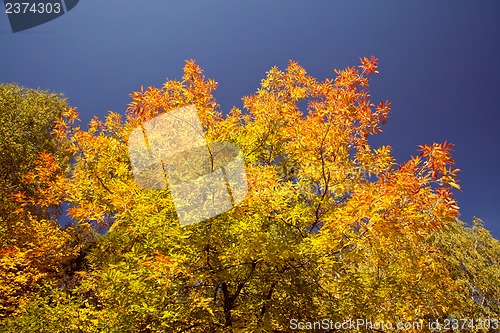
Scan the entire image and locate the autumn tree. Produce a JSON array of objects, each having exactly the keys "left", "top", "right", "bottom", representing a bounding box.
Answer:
[
  {"left": 2, "top": 59, "right": 499, "bottom": 332},
  {"left": 0, "top": 84, "right": 70, "bottom": 219},
  {"left": 0, "top": 84, "right": 77, "bottom": 318}
]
